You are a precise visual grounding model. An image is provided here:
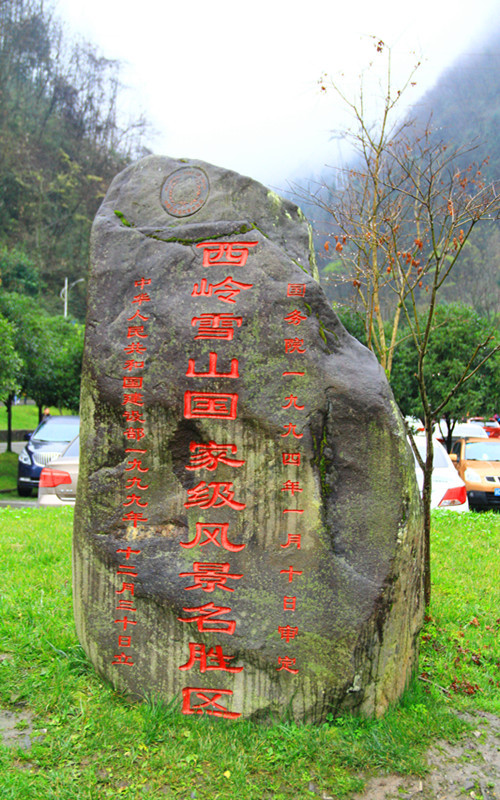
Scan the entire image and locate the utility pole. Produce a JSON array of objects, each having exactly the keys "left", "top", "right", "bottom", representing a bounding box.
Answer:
[{"left": 60, "top": 278, "right": 84, "bottom": 317}]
